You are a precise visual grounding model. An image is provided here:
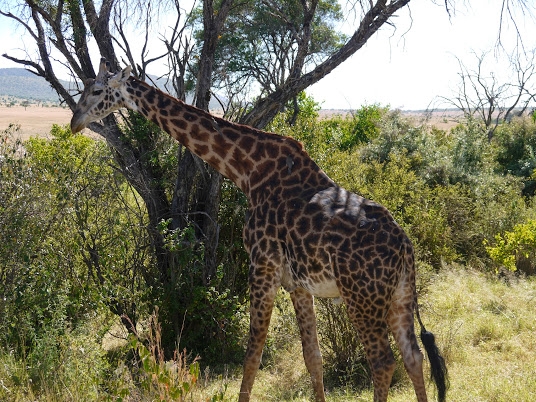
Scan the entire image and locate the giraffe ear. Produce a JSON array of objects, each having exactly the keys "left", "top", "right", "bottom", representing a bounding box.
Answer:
[
  {"left": 109, "top": 66, "right": 132, "bottom": 88},
  {"left": 96, "top": 58, "right": 110, "bottom": 82}
]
